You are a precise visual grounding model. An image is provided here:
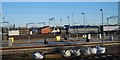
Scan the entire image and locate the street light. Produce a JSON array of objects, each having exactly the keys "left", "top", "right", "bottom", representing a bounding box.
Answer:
[
  {"left": 67, "top": 16, "right": 70, "bottom": 38},
  {"left": 100, "top": 9, "right": 104, "bottom": 44},
  {"left": 82, "top": 13, "right": 86, "bottom": 41},
  {"left": 60, "top": 18, "right": 62, "bottom": 35},
  {"left": 107, "top": 18, "right": 110, "bottom": 38},
  {"left": 60, "top": 18, "right": 62, "bottom": 27},
  {"left": 74, "top": 23, "right": 78, "bottom": 38}
]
